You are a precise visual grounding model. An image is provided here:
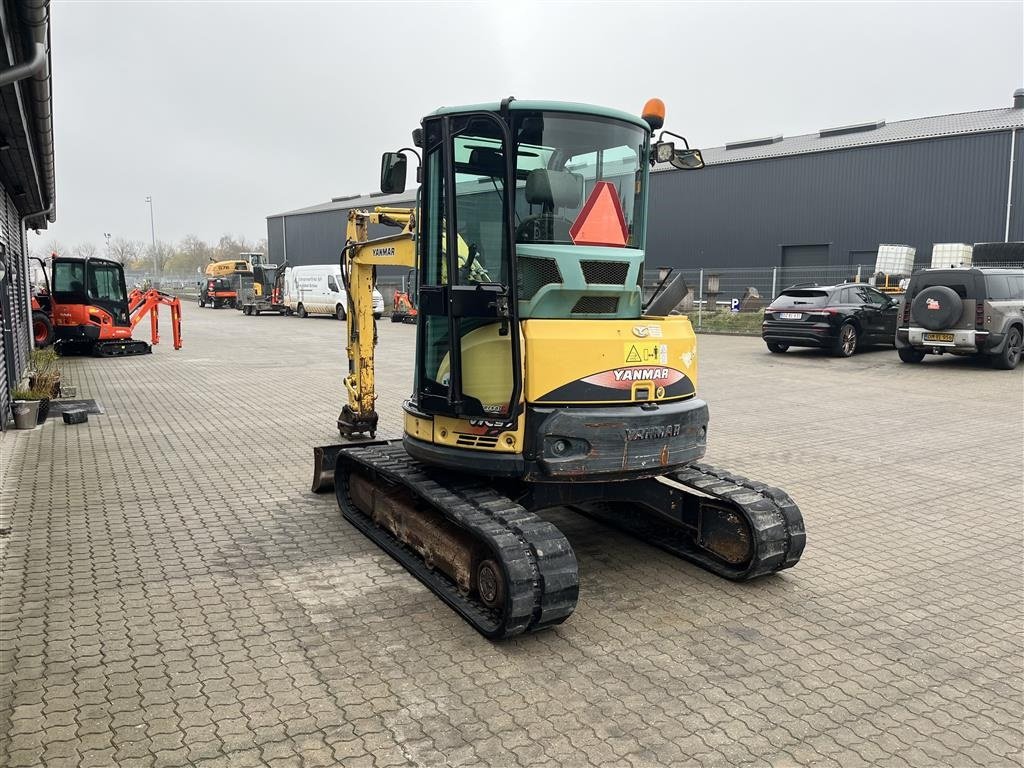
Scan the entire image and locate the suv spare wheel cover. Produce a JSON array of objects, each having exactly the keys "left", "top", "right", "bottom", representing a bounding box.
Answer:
[{"left": 911, "top": 285, "right": 962, "bottom": 330}]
